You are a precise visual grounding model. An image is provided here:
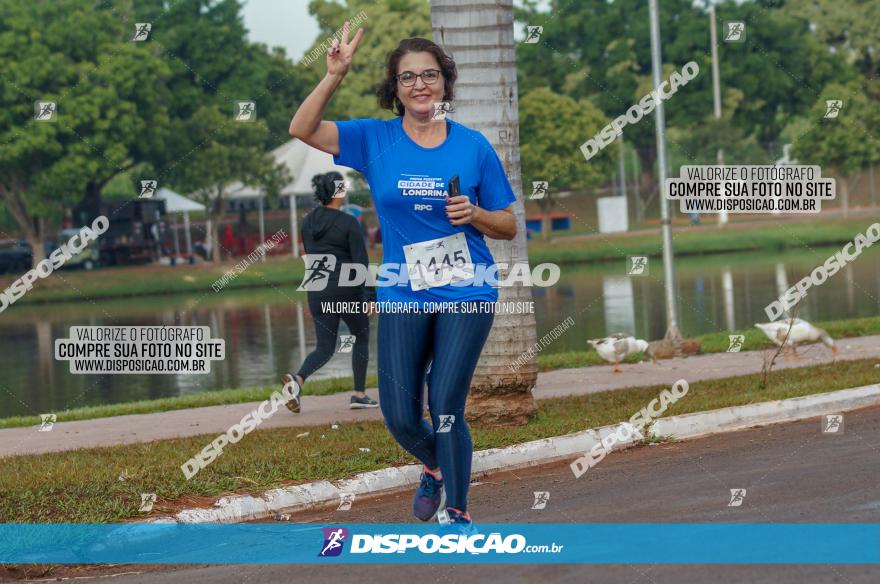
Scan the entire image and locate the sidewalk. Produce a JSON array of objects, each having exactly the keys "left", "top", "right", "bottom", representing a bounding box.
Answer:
[{"left": 2, "top": 335, "right": 878, "bottom": 458}]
